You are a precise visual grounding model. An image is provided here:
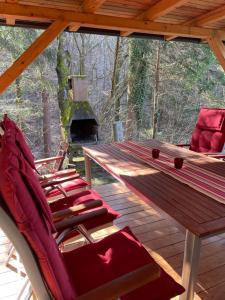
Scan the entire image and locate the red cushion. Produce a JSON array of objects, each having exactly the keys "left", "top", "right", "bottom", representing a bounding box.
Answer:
[
  {"left": 63, "top": 226, "right": 185, "bottom": 299},
  {"left": 0, "top": 136, "right": 76, "bottom": 300},
  {"left": 190, "top": 107, "right": 225, "bottom": 153},
  {"left": 46, "top": 178, "right": 88, "bottom": 197},
  {"left": 50, "top": 190, "right": 120, "bottom": 234},
  {"left": 196, "top": 107, "right": 225, "bottom": 131},
  {"left": 1, "top": 115, "right": 35, "bottom": 169},
  {"left": 0, "top": 127, "right": 55, "bottom": 233}
]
